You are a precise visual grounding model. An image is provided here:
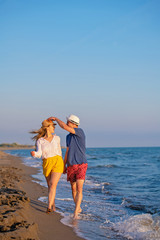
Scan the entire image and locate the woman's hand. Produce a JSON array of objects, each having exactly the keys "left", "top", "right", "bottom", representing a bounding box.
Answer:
[
  {"left": 63, "top": 166, "right": 67, "bottom": 174},
  {"left": 30, "top": 151, "right": 35, "bottom": 157}
]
